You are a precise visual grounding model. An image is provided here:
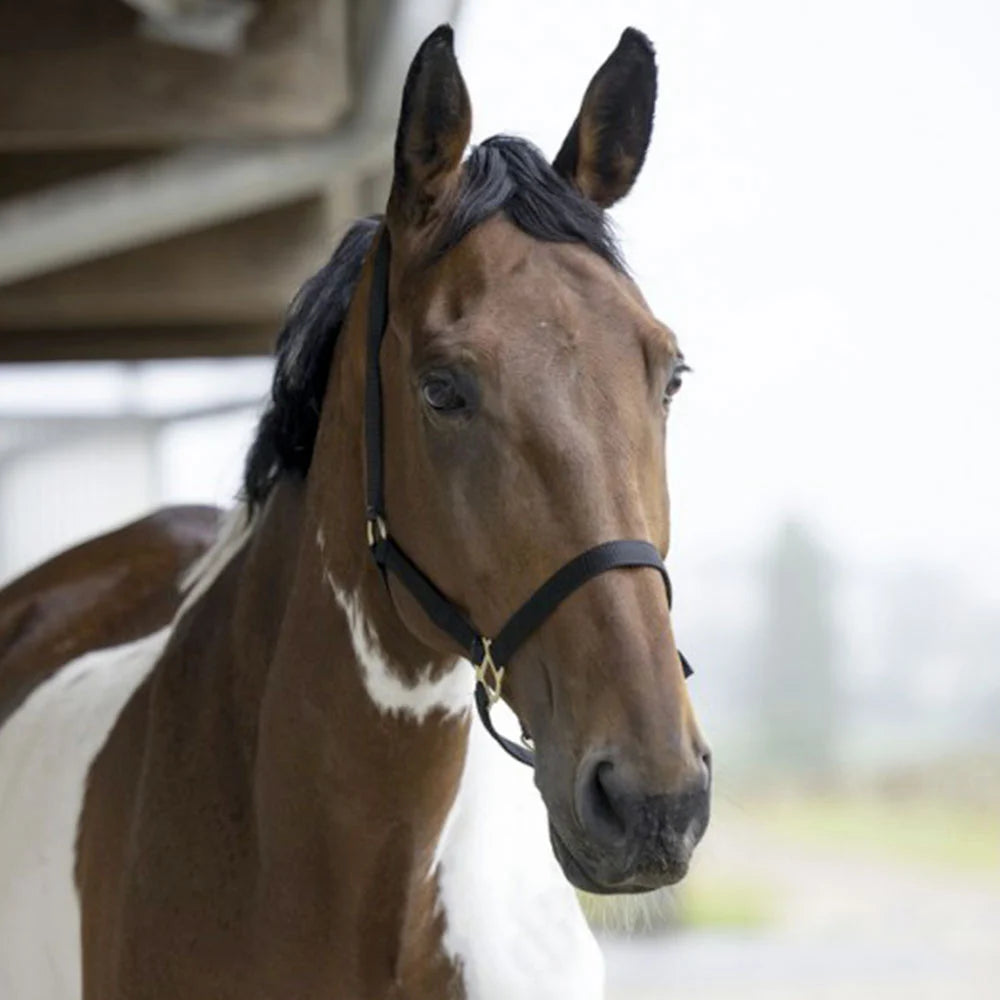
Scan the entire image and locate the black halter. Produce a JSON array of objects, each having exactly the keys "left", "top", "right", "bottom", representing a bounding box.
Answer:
[{"left": 363, "top": 230, "right": 692, "bottom": 767}]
